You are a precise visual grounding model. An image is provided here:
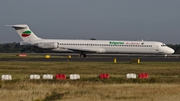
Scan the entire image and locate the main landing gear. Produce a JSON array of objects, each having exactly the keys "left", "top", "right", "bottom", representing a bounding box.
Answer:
[{"left": 80, "top": 54, "right": 87, "bottom": 58}]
